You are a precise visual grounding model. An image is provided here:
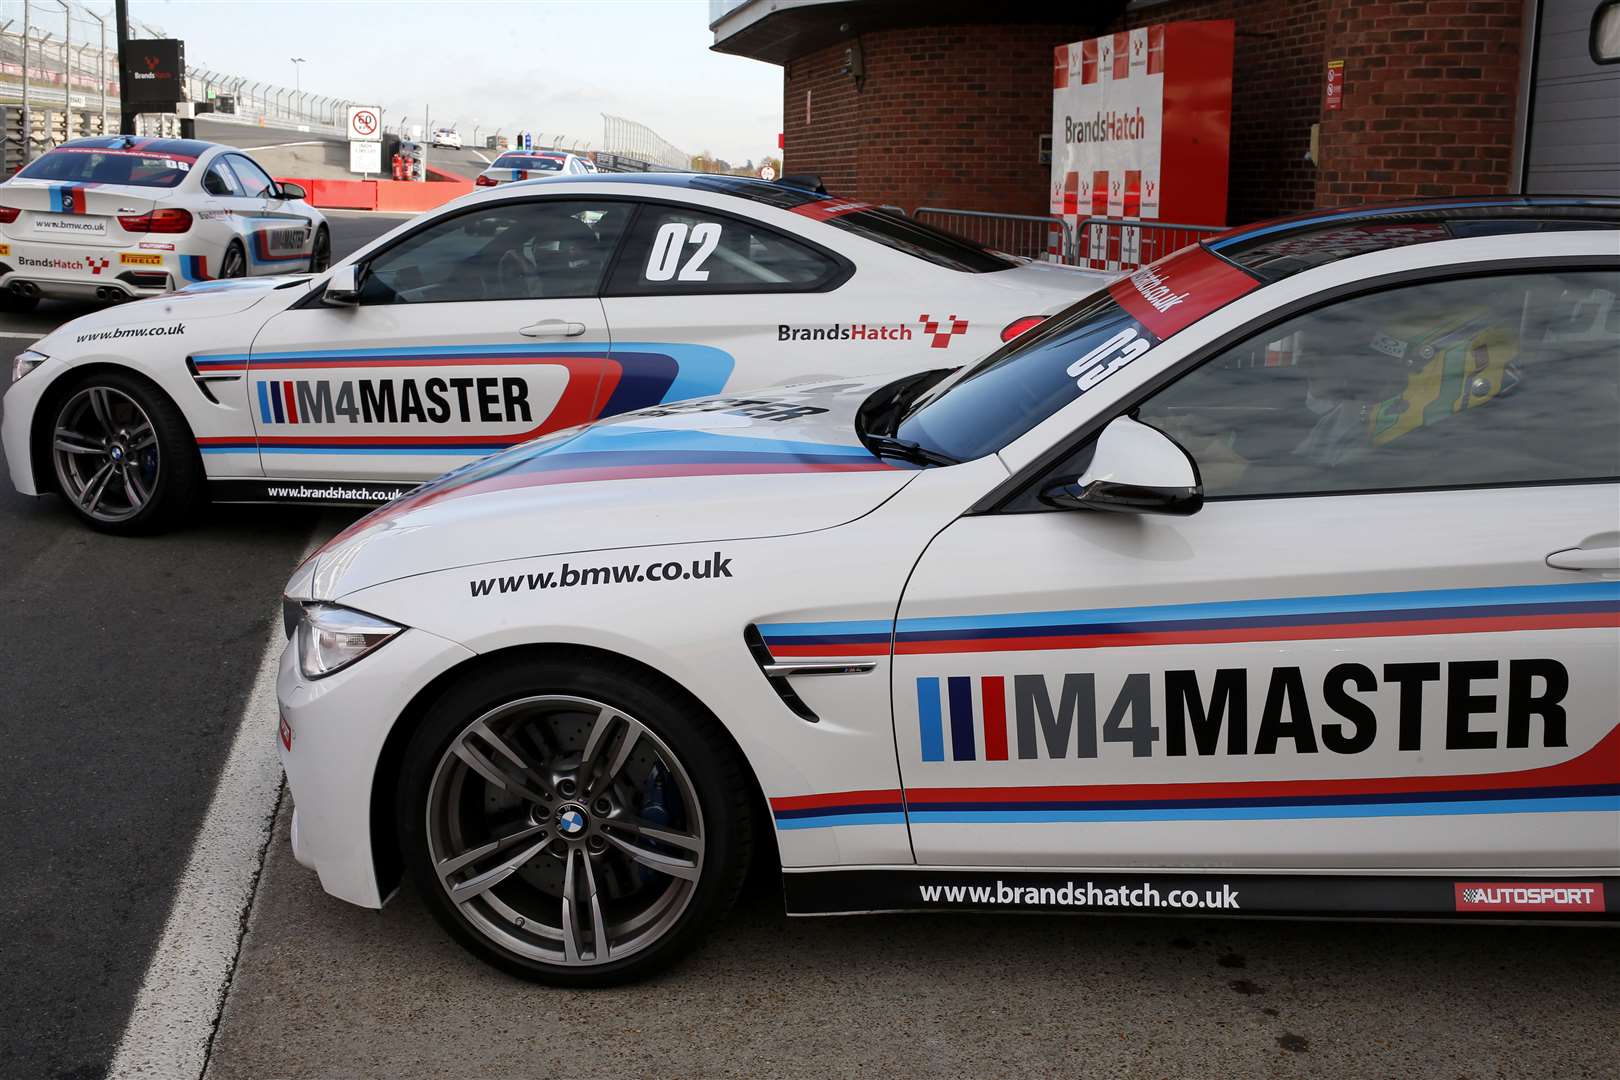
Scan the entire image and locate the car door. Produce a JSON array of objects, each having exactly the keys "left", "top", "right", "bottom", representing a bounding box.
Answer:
[
  {"left": 892, "top": 266, "right": 1620, "bottom": 874},
  {"left": 601, "top": 200, "right": 922, "bottom": 398},
  {"left": 190, "top": 155, "right": 263, "bottom": 282},
  {"left": 225, "top": 153, "right": 310, "bottom": 274},
  {"left": 245, "top": 196, "right": 628, "bottom": 482}
]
